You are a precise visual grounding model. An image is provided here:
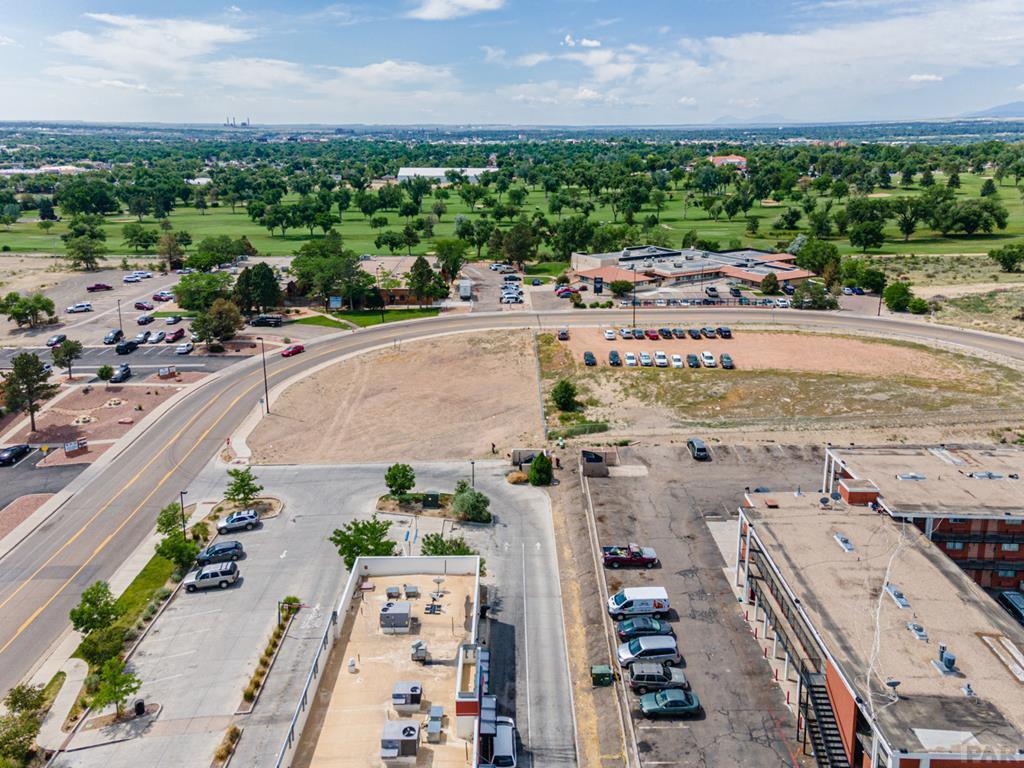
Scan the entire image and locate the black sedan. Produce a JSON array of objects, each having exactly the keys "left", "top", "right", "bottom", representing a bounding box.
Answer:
[
  {"left": 687, "top": 329, "right": 701, "bottom": 340},
  {"left": 0, "top": 444, "right": 32, "bottom": 466}
]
